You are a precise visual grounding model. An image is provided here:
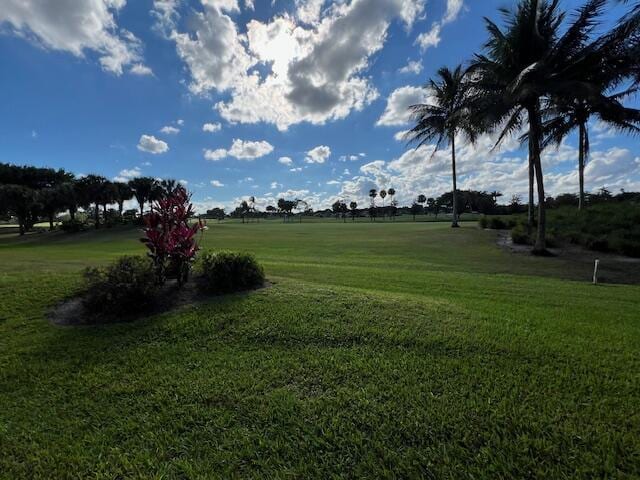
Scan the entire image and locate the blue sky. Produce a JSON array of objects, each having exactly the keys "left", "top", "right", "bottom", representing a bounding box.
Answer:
[{"left": 1, "top": 0, "right": 638, "bottom": 212}]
